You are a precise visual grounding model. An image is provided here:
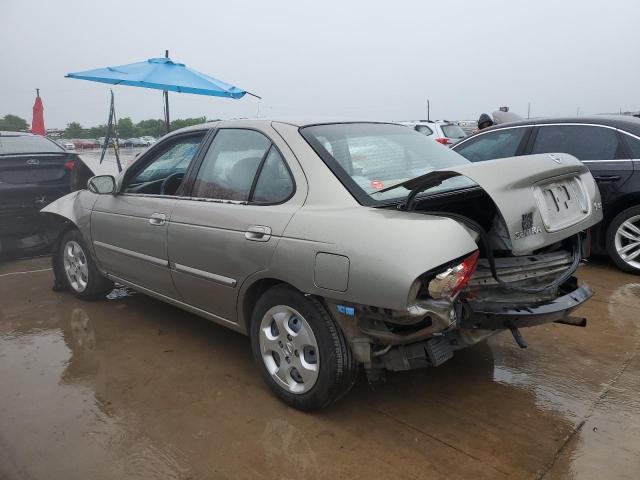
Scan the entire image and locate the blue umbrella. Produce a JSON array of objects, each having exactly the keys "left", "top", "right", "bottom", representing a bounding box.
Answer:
[{"left": 66, "top": 52, "right": 259, "bottom": 132}]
